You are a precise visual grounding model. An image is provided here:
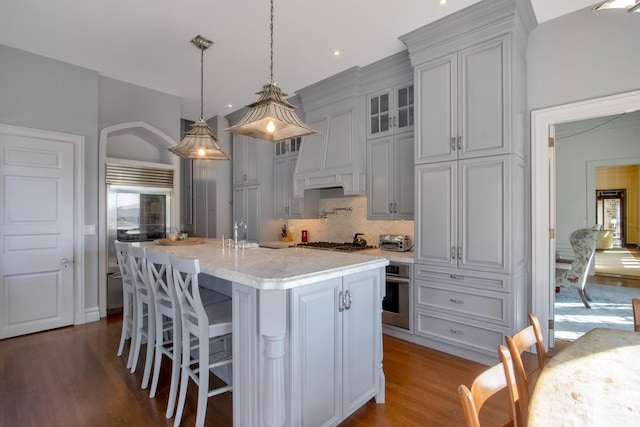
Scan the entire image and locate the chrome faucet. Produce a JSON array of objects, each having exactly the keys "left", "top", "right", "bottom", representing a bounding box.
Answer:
[{"left": 233, "top": 221, "right": 247, "bottom": 249}]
